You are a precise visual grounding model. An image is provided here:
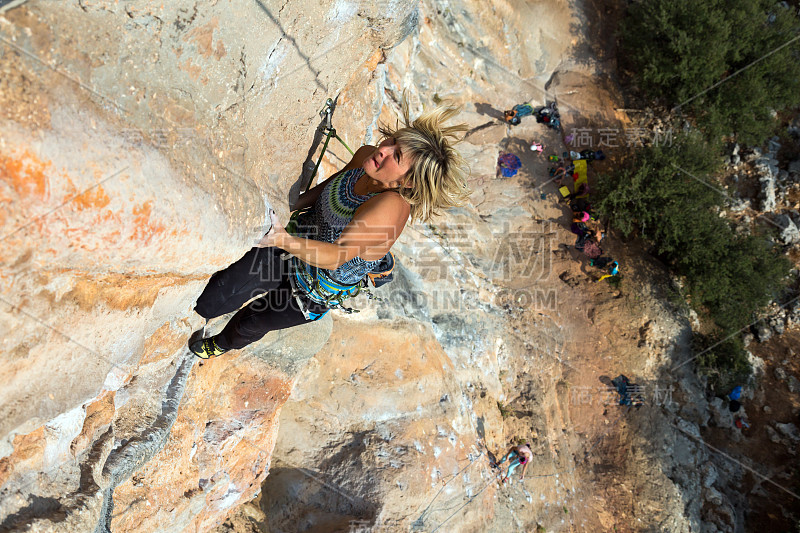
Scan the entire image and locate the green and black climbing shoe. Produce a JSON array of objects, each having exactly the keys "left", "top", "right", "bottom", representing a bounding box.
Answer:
[{"left": 190, "top": 337, "right": 227, "bottom": 359}]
